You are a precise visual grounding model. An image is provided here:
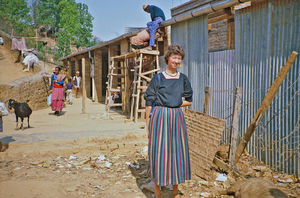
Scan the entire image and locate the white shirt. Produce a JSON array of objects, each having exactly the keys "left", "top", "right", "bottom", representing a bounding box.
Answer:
[{"left": 73, "top": 76, "right": 81, "bottom": 87}]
